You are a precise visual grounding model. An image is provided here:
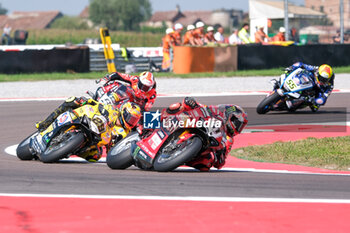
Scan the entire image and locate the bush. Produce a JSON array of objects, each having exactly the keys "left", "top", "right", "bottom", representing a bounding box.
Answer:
[{"left": 50, "top": 16, "right": 90, "bottom": 30}]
